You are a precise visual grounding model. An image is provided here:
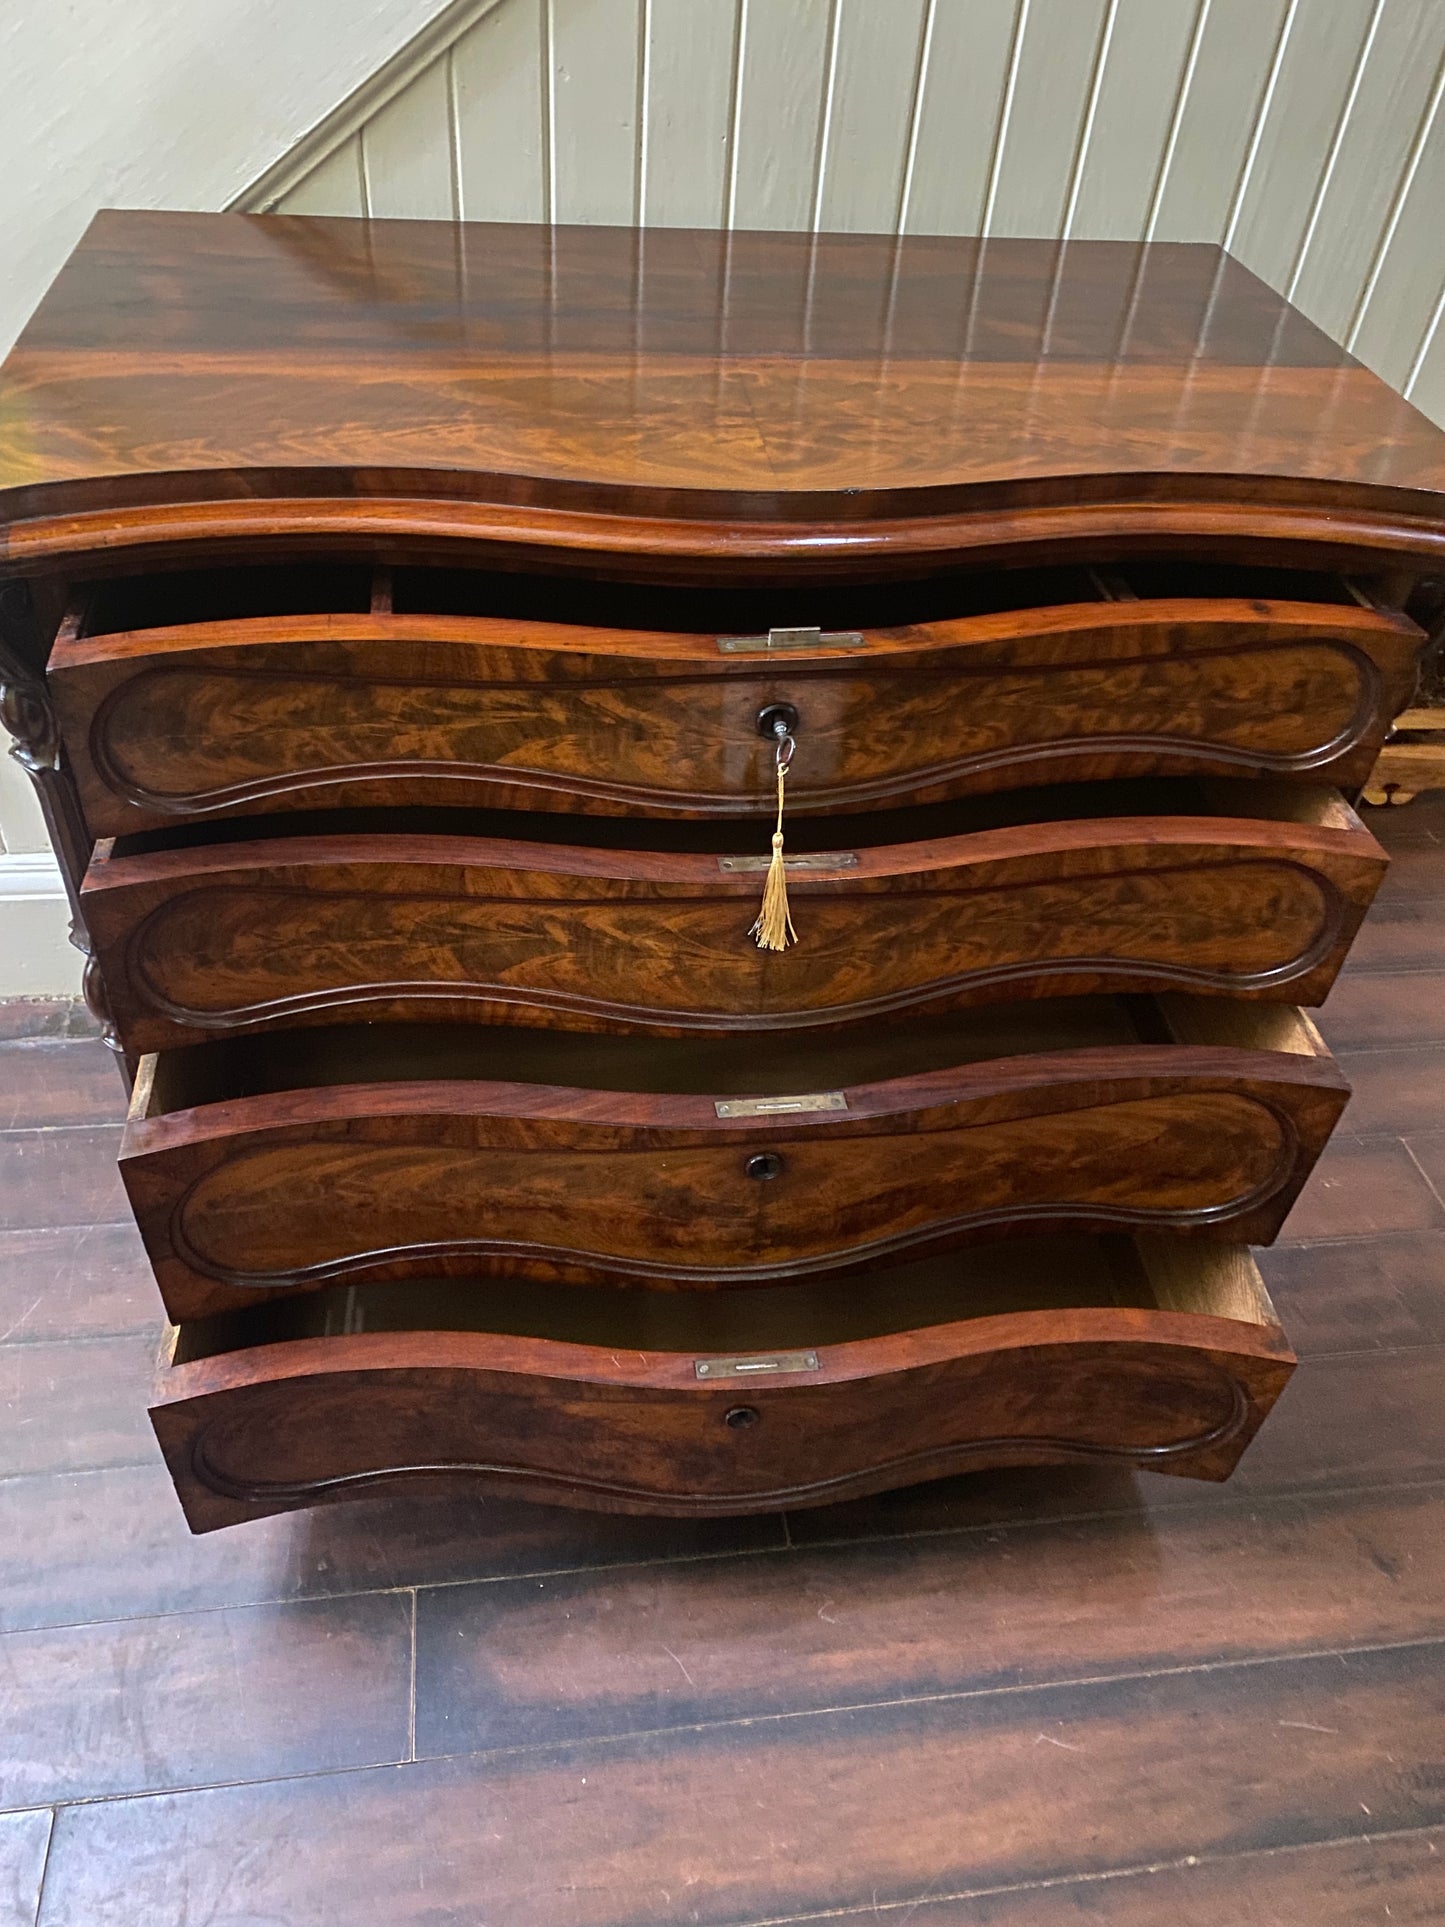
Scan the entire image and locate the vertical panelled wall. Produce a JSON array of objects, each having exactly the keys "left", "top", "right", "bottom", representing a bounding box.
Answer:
[{"left": 263, "top": 0, "right": 1445, "bottom": 427}]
